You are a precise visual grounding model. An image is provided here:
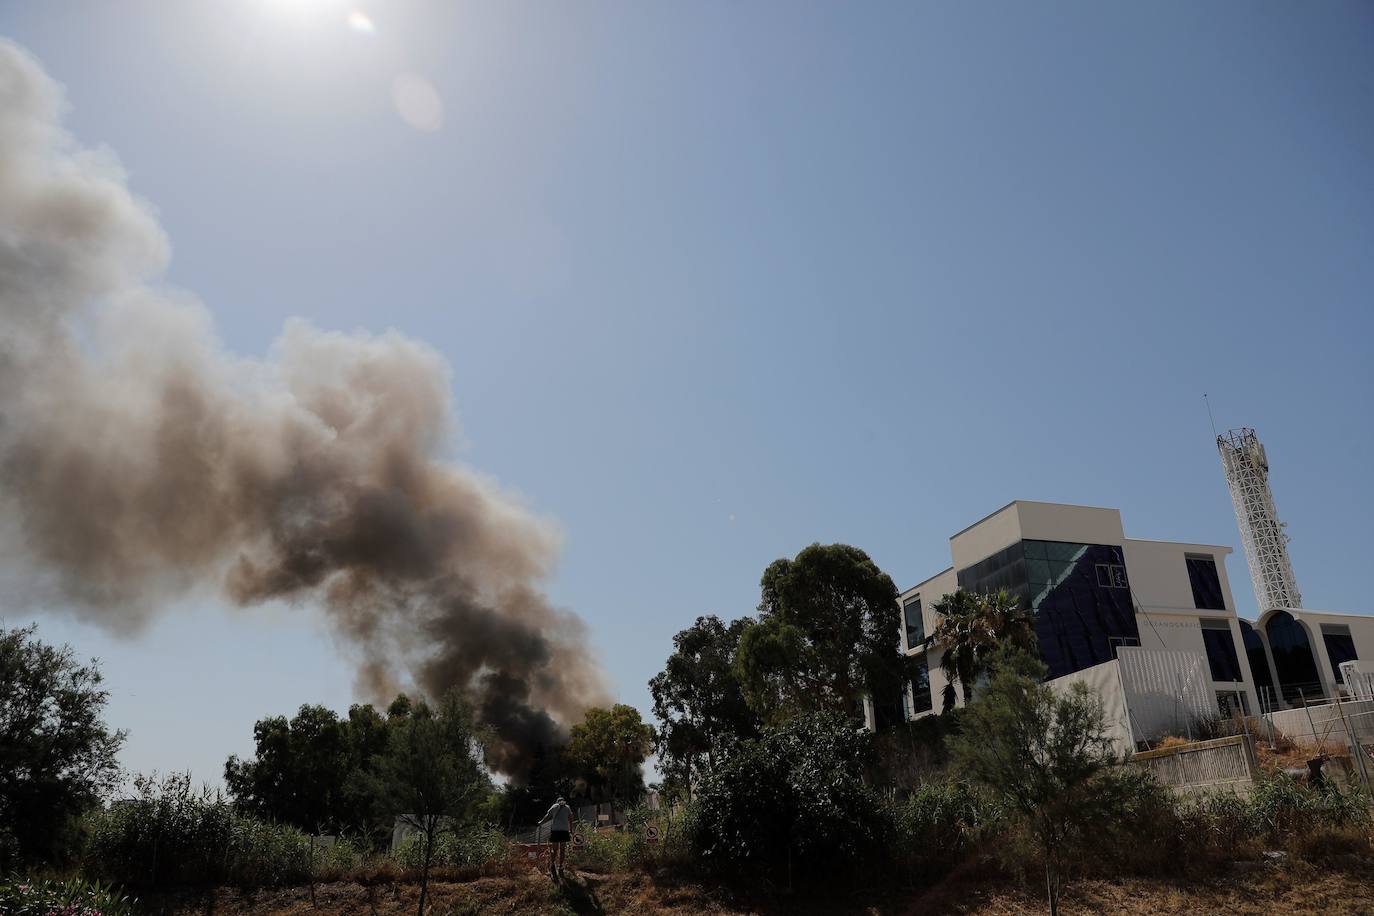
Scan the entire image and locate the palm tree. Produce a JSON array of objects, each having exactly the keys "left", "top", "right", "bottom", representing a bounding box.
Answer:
[{"left": 931, "top": 589, "right": 1037, "bottom": 711}]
